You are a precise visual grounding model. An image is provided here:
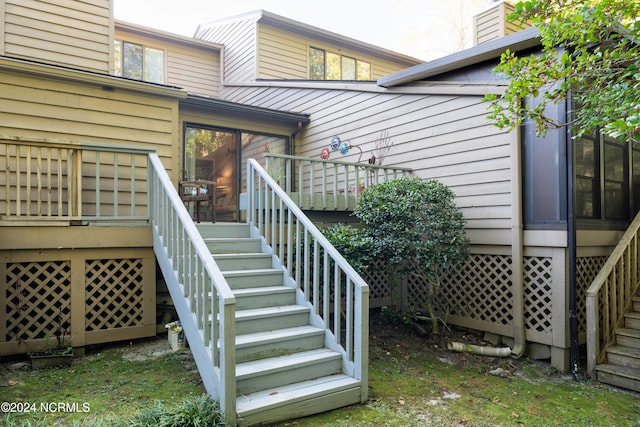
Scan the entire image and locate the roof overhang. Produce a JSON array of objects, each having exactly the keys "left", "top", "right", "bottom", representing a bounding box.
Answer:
[
  {"left": 180, "top": 94, "right": 310, "bottom": 127},
  {"left": 0, "top": 55, "right": 187, "bottom": 99},
  {"left": 116, "top": 20, "right": 224, "bottom": 52},
  {"left": 378, "top": 27, "right": 541, "bottom": 88}
]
